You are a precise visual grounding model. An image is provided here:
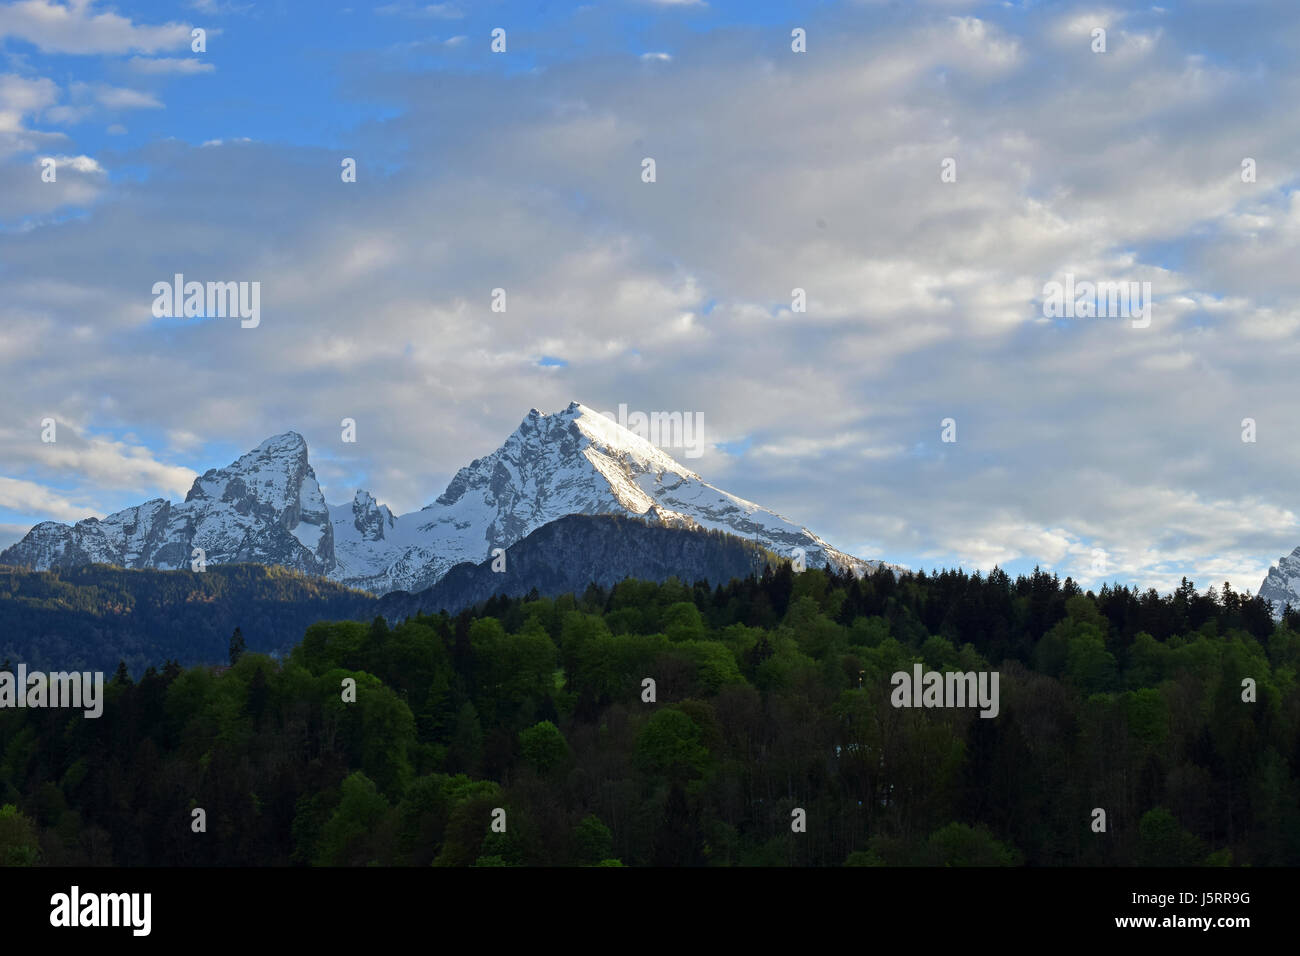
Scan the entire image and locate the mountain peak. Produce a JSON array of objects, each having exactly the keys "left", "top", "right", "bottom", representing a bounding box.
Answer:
[
  {"left": 1259, "top": 547, "right": 1300, "bottom": 618},
  {"left": 2, "top": 404, "right": 886, "bottom": 594},
  {"left": 257, "top": 431, "right": 307, "bottom": 452},
  {"left": 3, "top": 429, "right": 332, "bottom": 575},
  {"left": 349, "top": 490, "right": 395, "bottom": 541},
  {"left": 186, "top": 431, "right": 313, "bottom": 508}
]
